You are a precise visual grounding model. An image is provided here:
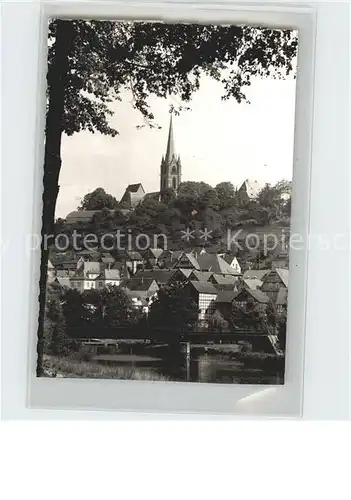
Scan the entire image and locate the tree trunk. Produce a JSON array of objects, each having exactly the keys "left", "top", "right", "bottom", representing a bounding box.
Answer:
[{"left": 36, "top": 21, "right": 75, "bottom": 376}]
